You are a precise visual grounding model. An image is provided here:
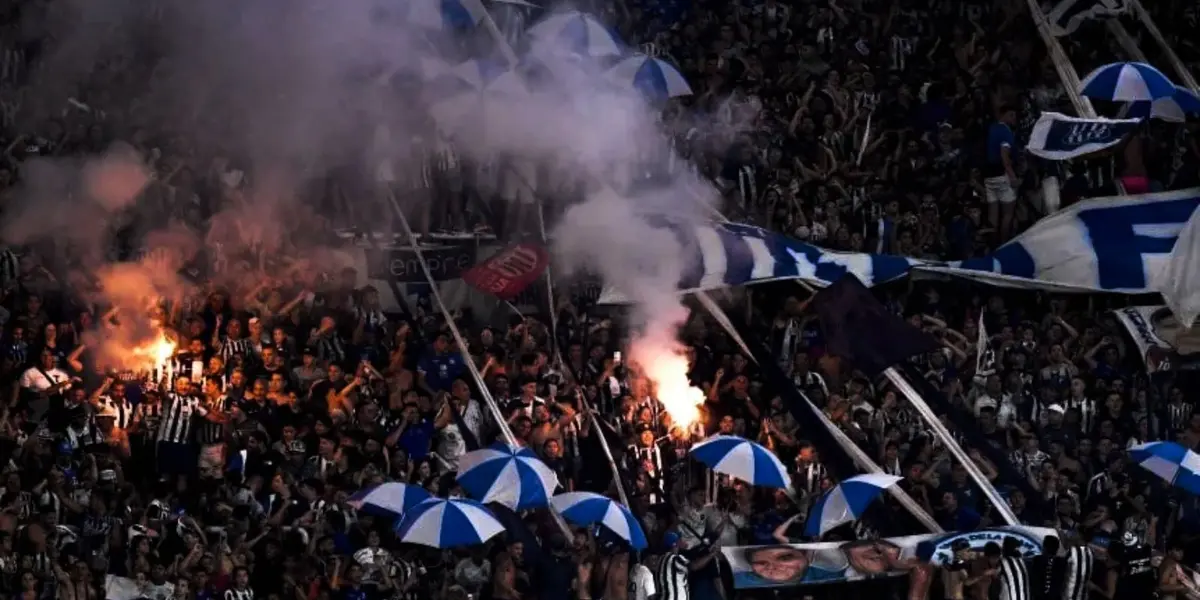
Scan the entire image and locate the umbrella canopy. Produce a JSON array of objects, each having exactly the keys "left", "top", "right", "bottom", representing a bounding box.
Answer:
[
  {"left": 1126, "top": 85, "right": 1200, "bottom": 123},
  {"left": 527, "top": 11, "right": 623, "bottom": 58},
  {"left": 457, "top": 442, "right": 559, "bottom": 509},
  {"left": 606, "top": 54, "right": 692, "bottom": 101},
  {"left": 548, "top": 492, "right": 648, "bottom": 550},
  {"left": 1080, "top": 62, "right": 1177, "bottom": 102},
  {"left": 689, "top": 435, "right": 791, "bottom": 489},
  {"left": 803, "top": 474, "right": 901, "bottom": 537},
  {"left": 347, "top": 483, "right": 432, "bottom": 518},
  {"left": 1129, "top": 441, "right": 1200, "bottom": 494},
  {"left": 393, "top": 498, "right": 506, "bottom": 548}
]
